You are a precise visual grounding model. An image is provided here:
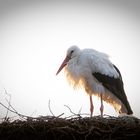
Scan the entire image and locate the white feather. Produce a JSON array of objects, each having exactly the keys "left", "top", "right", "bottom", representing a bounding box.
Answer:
[{"left": 79, "top": 49, "right": 119, "bottom": 78}]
